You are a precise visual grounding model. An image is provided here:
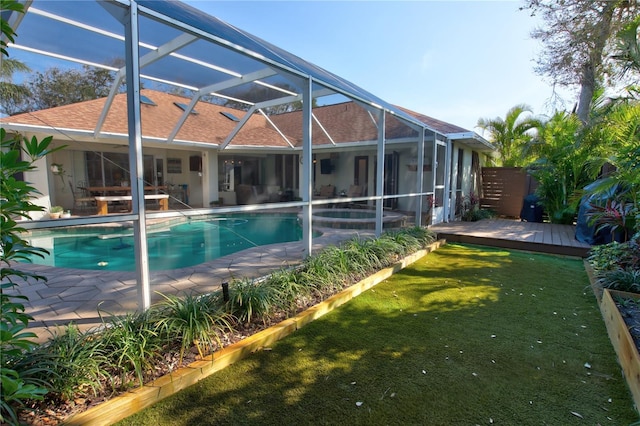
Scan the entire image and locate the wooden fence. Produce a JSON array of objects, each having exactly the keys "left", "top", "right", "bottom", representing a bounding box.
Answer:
[{"left": 480, "top": 167, "right": 537, "bottom": 218}]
